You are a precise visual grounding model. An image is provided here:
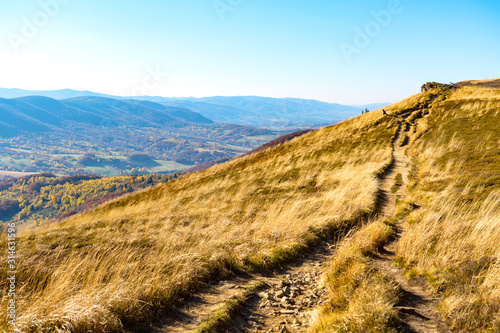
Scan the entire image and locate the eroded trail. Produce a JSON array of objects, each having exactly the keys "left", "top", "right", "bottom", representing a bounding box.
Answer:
[
  {"left": 152, "top": 239, "right": 338, "bottom": 333},
  {"left": 149, "top": 117, "right": 444, "bottom": 333},
  {"left": 373, "top": 116, "right": 446, "bottom": 333},
  {"left": 226, "top": 246, "right": 334, "bottom": 333}
]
